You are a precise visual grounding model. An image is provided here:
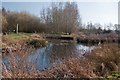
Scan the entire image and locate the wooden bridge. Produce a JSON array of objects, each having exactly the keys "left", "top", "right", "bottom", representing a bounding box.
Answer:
[
  {"left": 77, "top": 34, "right": 120, "bottom": 44},
  {"left": 41, "top": 34, "right": 120, "bottom": 44},
  {"left": 42, "top": 34, "right": 75, "bottom": 40}
]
